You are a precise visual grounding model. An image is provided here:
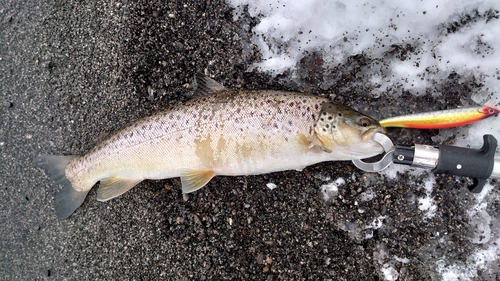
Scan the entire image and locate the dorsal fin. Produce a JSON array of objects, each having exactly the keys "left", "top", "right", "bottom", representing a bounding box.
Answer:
[{"left": 192, "top": 73, "right": 227, "bottom": 96}]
